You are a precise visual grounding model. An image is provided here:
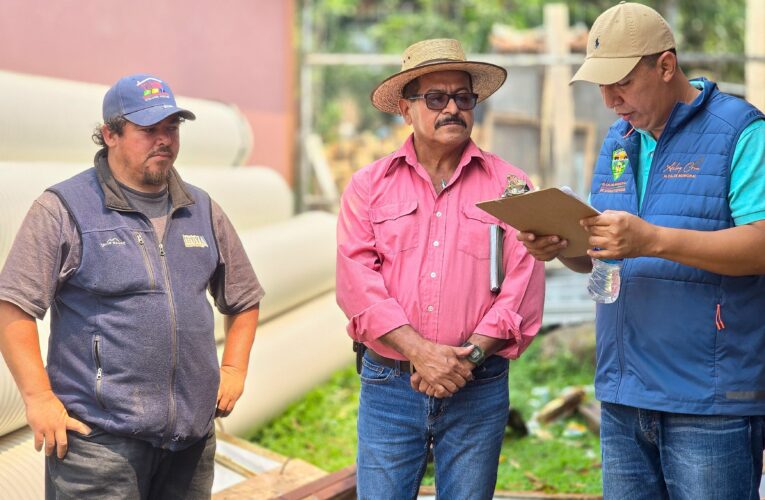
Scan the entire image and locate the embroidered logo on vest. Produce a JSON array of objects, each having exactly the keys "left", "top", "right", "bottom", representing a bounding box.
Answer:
[
  {"left": 182, "top": 234, "right": 209, "bottom": 248},
  {"left": 100, "top": 237, "right": 126, "bottom": 248},
  {"left": 662, "top": 159, "right": 702, "bottom": 180},
  {"left": 611, "top": 148, "right": 628, "bottom": 181},
  {"left": 599, "top": 181, "right": 627, "bottom": 193}
]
